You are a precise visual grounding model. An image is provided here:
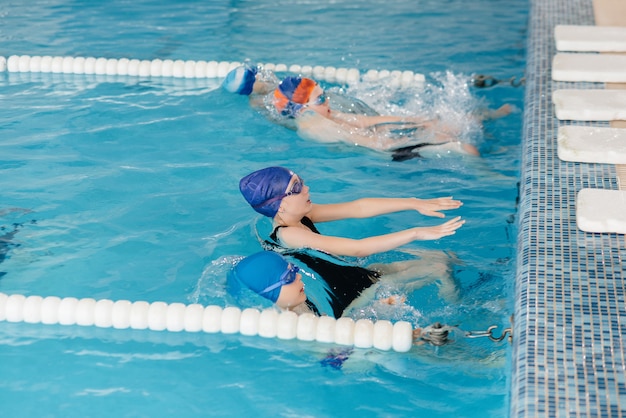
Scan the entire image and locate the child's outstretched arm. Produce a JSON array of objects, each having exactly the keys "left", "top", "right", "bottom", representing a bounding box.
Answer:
[
  {"left": 278, "top": 216, "right": 465, "bottom": 257},
  {"left": 309, "top": 197, "right": 462, "bottom": 223}
]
